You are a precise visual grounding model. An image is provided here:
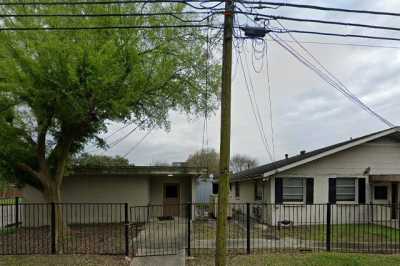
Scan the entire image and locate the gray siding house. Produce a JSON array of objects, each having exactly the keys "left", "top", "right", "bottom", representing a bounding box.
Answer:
[
  {"left": 229, "top": 127, "right": 400, "bottom": 225},
  {"left": 22, "top": 166, "right": 204, "bottom": 221}
]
